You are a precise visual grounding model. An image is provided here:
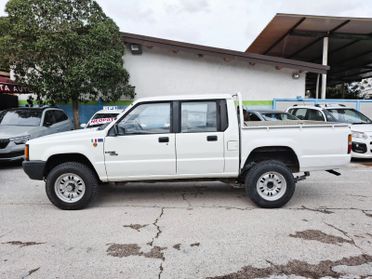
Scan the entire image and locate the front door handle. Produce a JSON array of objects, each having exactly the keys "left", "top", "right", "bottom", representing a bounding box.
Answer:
[
  {"left": 105, "top": 151, "right": 118, "bottom": 156},
  {"left": 207, "top": 135, "right": 218, "bottom": 141},
  {"left": 158, "top": 137, "right": 169, "bottom": 143}
]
